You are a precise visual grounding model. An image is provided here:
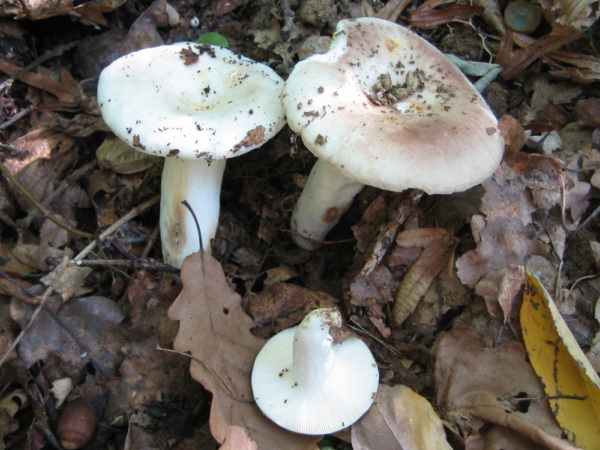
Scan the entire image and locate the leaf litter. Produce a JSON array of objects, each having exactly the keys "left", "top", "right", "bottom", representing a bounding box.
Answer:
[{"left": 1, "top": 0, "right": 600, "bottom": 448}]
